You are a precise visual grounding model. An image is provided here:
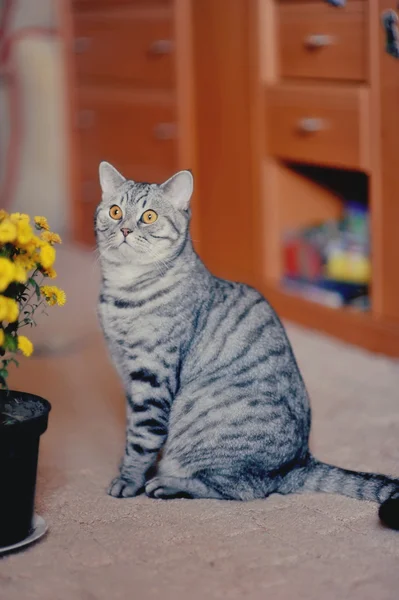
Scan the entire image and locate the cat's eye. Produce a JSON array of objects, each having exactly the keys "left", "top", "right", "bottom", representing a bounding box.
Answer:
[
  {"left": 109, "top": 205, "right": 123, "bottom": 220},
  {"left": 141, "top": 210, "right": 158, "bottom": 224}
]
